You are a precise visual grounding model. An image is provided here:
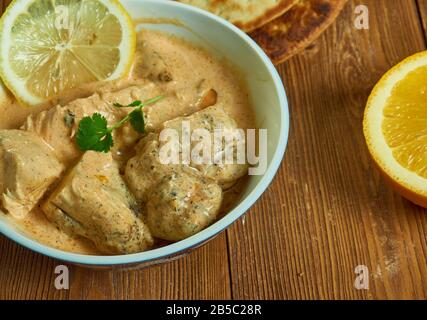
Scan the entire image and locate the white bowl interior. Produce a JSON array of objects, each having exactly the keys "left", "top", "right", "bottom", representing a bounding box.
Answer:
[{"left": 0, "top": 0, "right": 288, "bottom": 266}]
